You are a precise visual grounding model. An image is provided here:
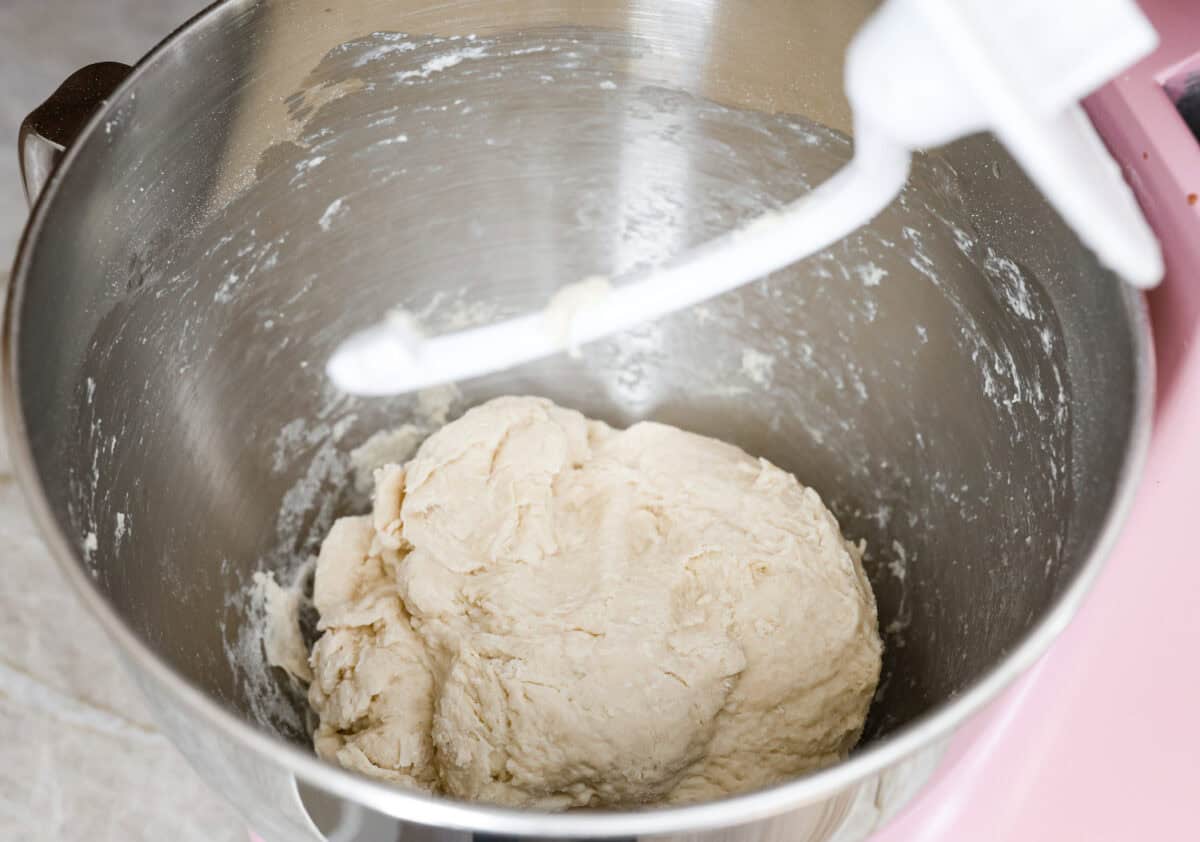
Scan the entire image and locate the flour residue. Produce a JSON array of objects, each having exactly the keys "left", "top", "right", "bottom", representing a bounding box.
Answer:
[
  {"left": 351, "top": 36, "right": 420, "bottom": 67},
  {"left": 114, "top": 512, "right": 128, "bottom": 551},
  {"left": 740, "top": 348, "right": 776, "bottom": 388},
  {"left": 856, "top": 262, "right": 886, "bottom": 287},
  {"left": 984, "top": 254, "right": 1036, "bottom": 320},
  {"left": 318, "top": 198, "right": 346, "bottom": 231},
  {"left": 887, "top": 540, "right": 908, "bottom": 582},
  {"left": 373, "top": 133, "right": 409, "bottom": 147},
  {"left": 395, "top": 45, "right": 489, "bottom": 83}
]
